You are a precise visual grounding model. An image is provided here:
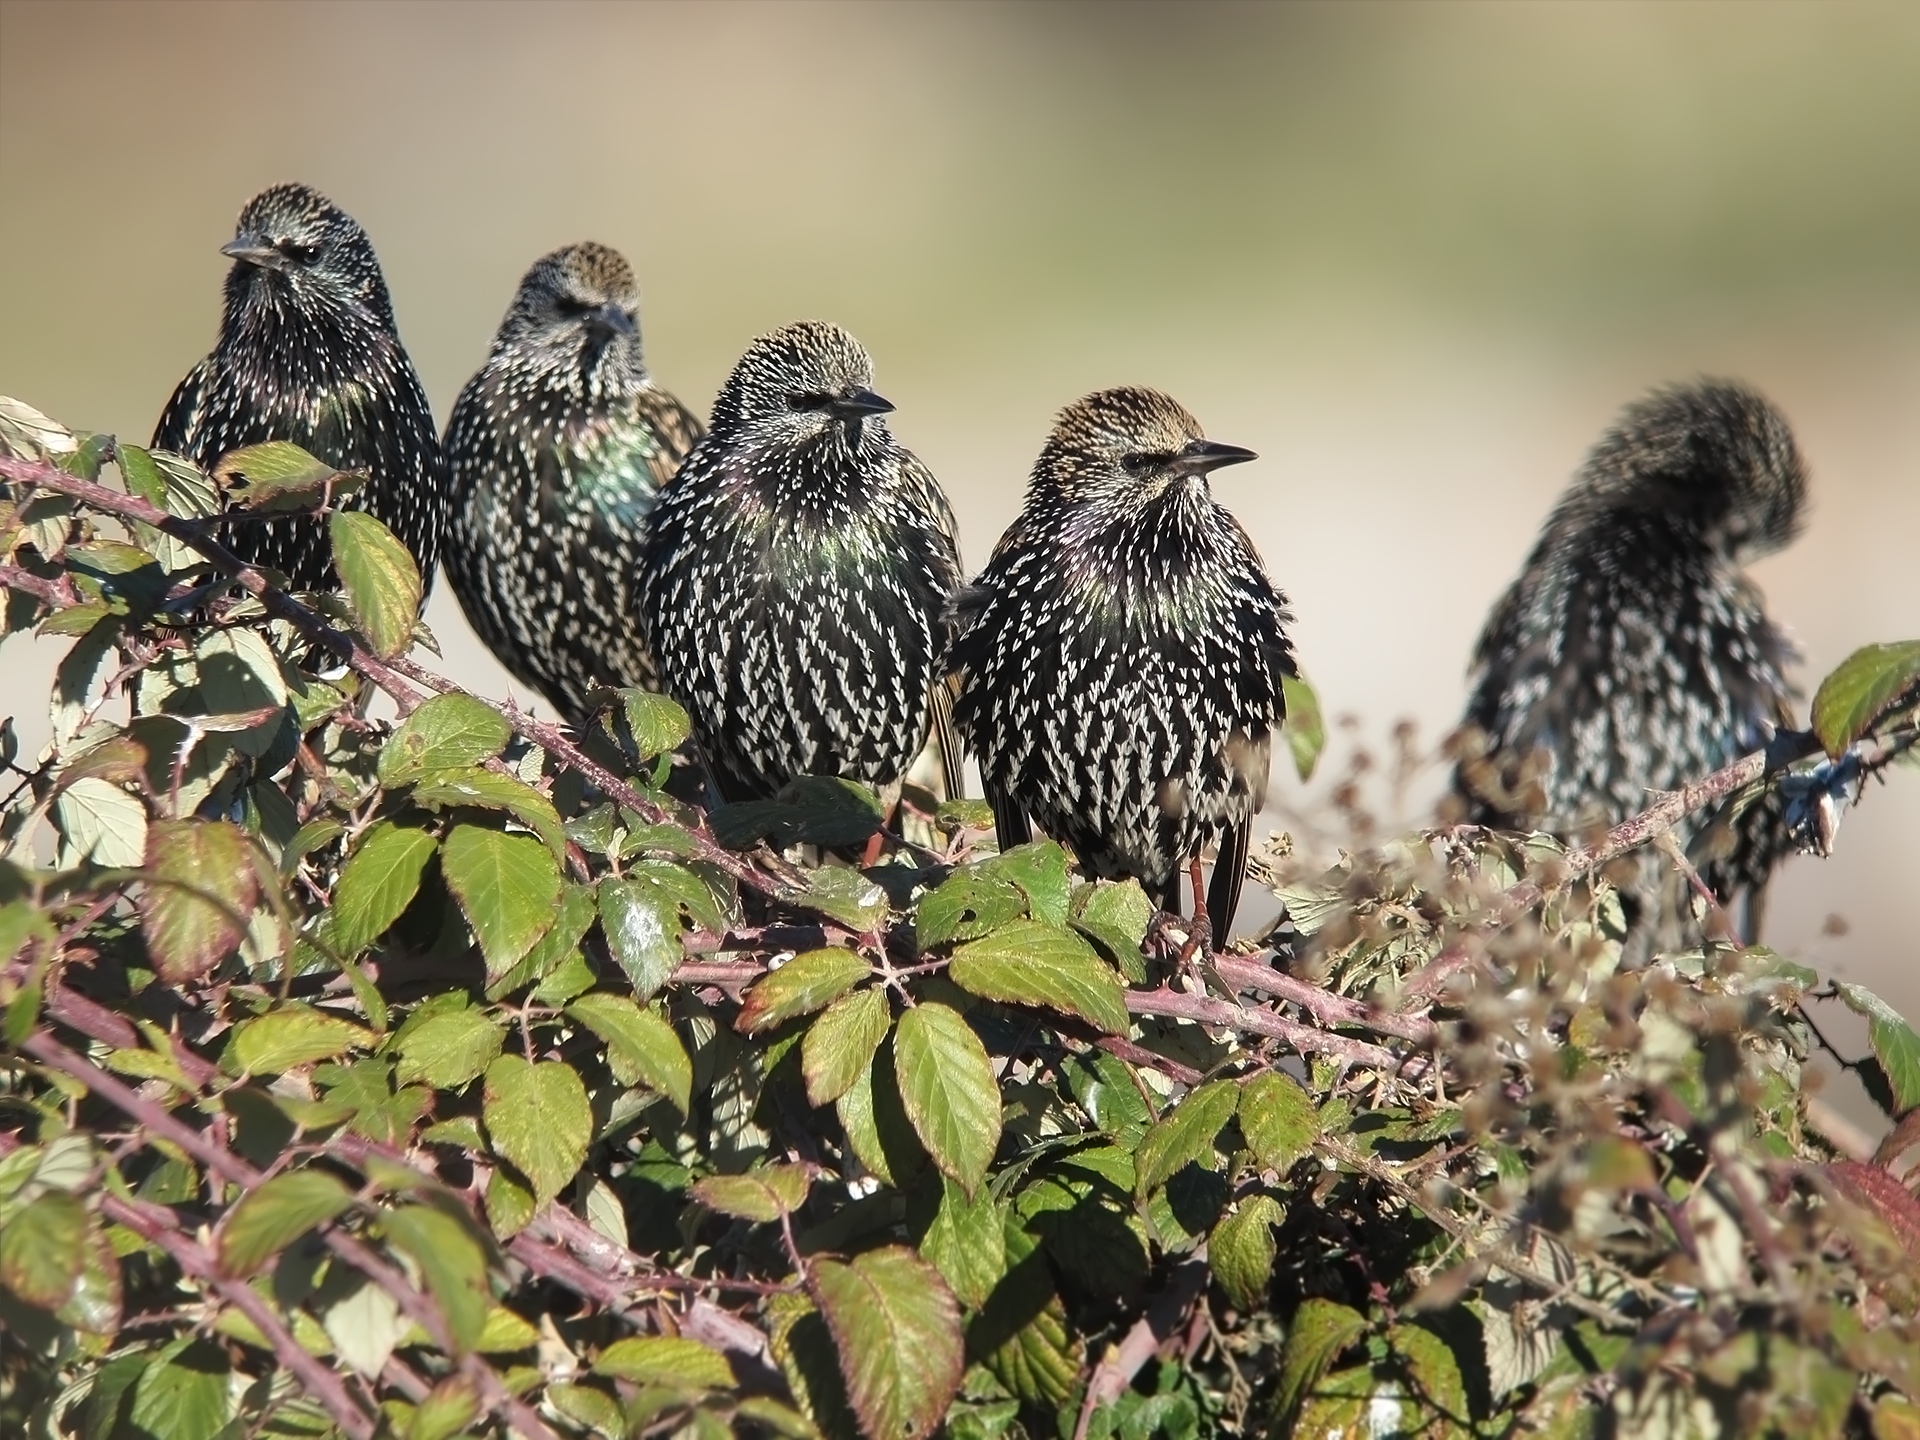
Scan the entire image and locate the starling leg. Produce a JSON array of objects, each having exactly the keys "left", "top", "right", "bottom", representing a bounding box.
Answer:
[{"left": 1176, "top": 855, "right": 1213, "bottom": 965}]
